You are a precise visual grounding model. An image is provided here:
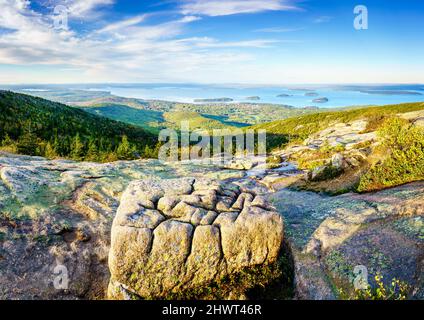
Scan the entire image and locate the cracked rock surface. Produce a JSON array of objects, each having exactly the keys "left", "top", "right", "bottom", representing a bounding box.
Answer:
[{"left": 108, "top": 177, "right": 284, "bottom": 299}]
